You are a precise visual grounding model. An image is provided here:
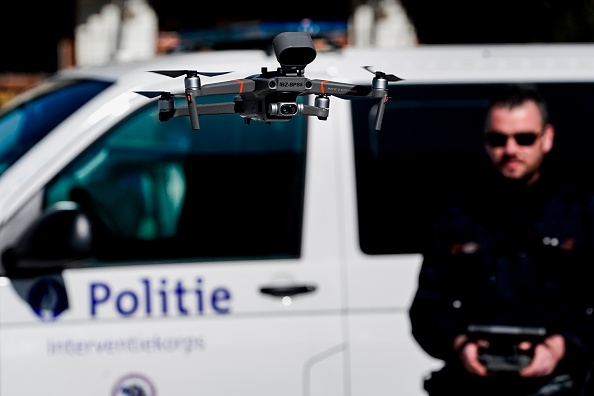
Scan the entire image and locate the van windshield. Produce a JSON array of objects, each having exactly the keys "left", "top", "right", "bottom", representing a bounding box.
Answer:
[{"left": 0, "top": 78, "right": 112, "bottom": 177}]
